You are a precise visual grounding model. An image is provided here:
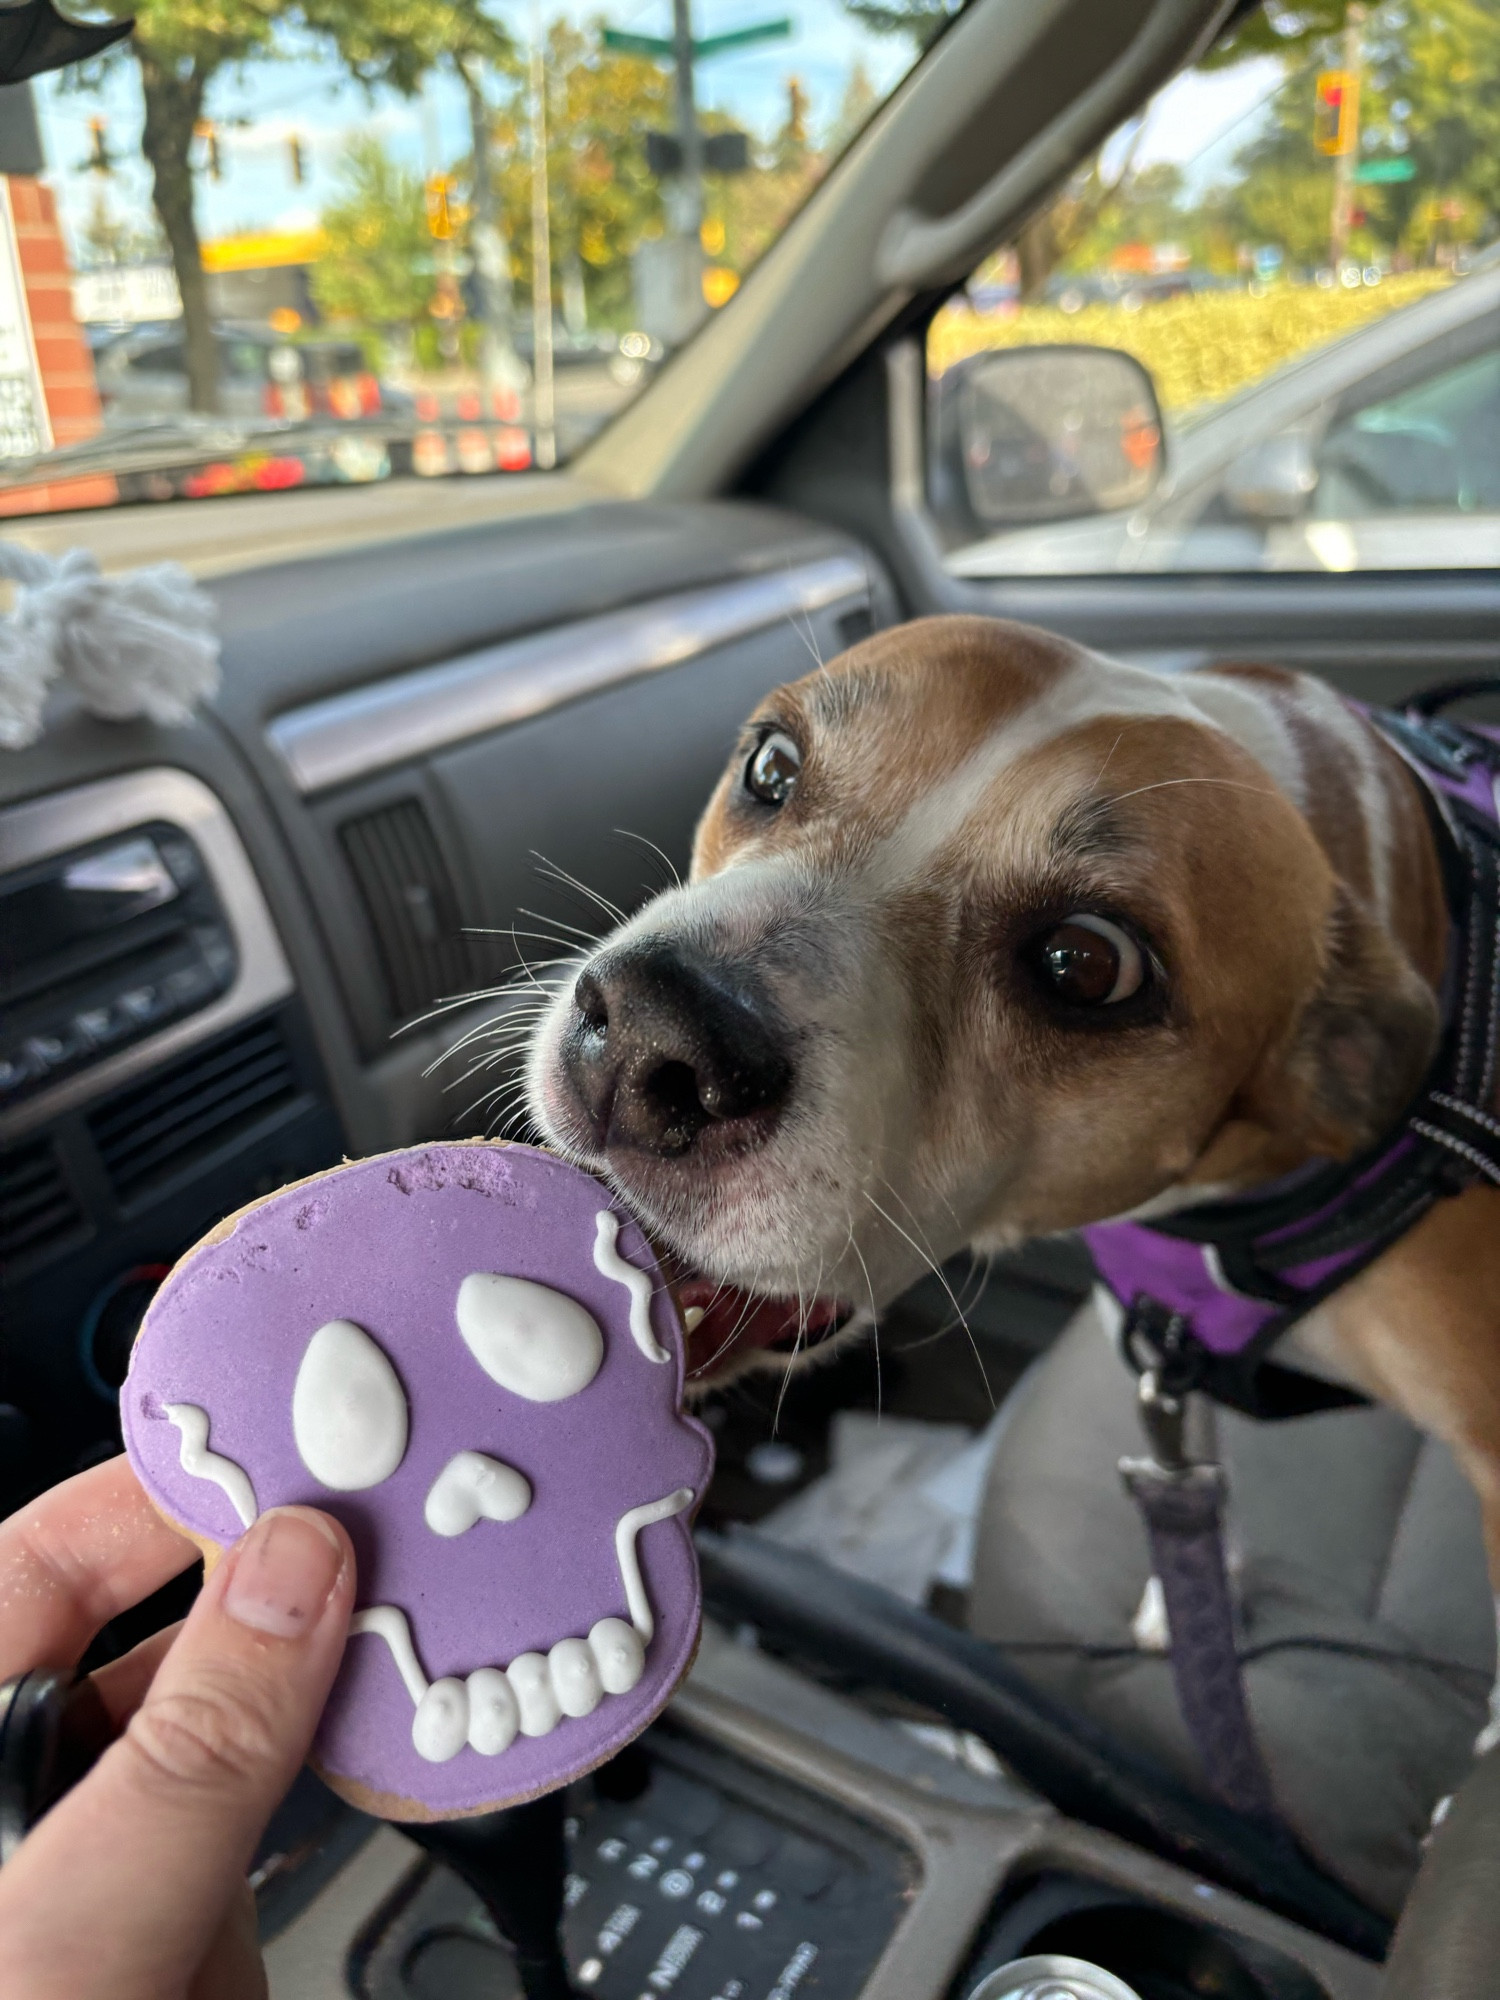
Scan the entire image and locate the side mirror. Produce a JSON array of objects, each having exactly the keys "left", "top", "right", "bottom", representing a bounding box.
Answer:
[
  {"left": 1222, "top": 432, "right": 1319, "bottom": 521},
  {"left": 934, "top": 345, "right": 1165, "bottom": 535}
]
